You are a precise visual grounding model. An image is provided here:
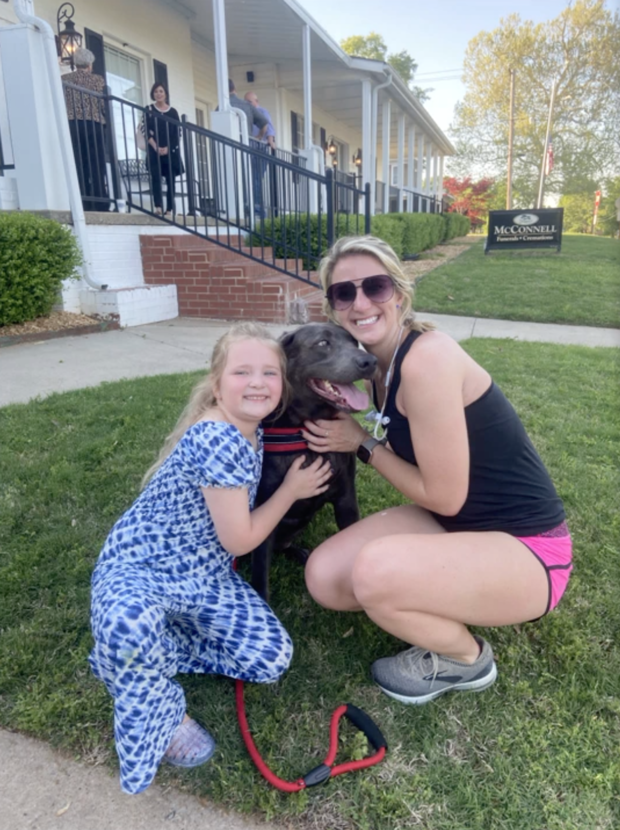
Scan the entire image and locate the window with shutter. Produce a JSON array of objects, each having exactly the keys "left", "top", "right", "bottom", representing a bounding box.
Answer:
[
  {"left": 153, "top": 60, "right": 169, "bottom": 94},
  {"left": 84, "top": 29, "right": 107, "bottom": 79}
]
